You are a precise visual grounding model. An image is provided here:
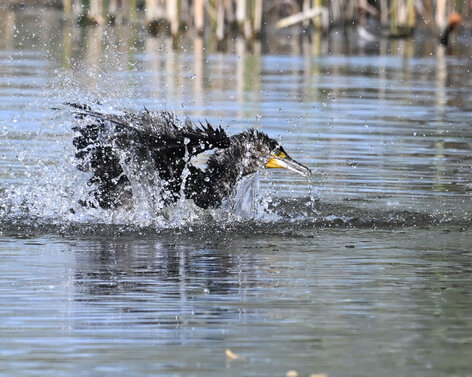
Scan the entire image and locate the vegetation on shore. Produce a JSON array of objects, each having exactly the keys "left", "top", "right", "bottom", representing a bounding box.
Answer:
[{"left": 2, "top": 0, "right": 468, "bottom": 42}]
